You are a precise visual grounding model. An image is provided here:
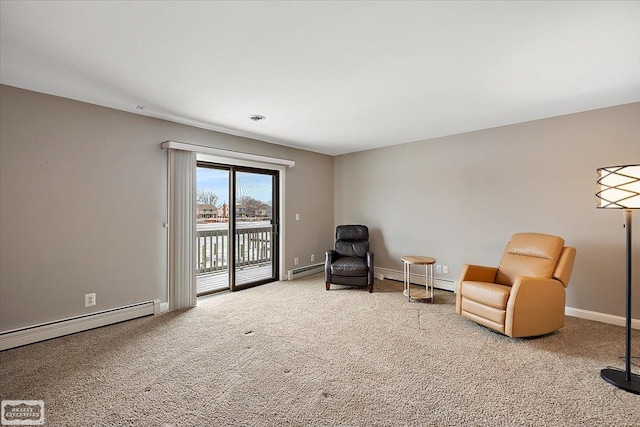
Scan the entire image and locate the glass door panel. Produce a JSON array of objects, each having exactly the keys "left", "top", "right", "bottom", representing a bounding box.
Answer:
[
  {"left": 234, "top": 169, "right": 278, "bottom": 288},
  {"left": 196, "top": 164, "right": 230, "bottom": 295}
]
